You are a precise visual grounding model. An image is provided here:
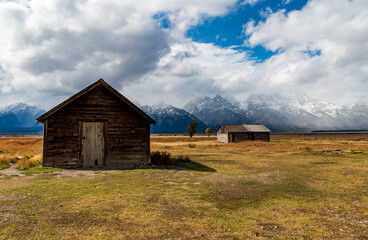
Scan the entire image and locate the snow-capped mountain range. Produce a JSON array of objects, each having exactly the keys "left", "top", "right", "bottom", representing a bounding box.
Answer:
[
  {"left": 0, "top": 103, "right": 45, "bottom": 131},
  {"left": 1, "top": 93, "right": 367, "bottom": 134},
  {"left": 183, "top": 95, "right": 252, "bottom": 127},
  {"left": 140, "top": 103, "right": 206, "bottom": 133},
  {"left": 244, "top": 93, "right": 368, "bottom": 131}
]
